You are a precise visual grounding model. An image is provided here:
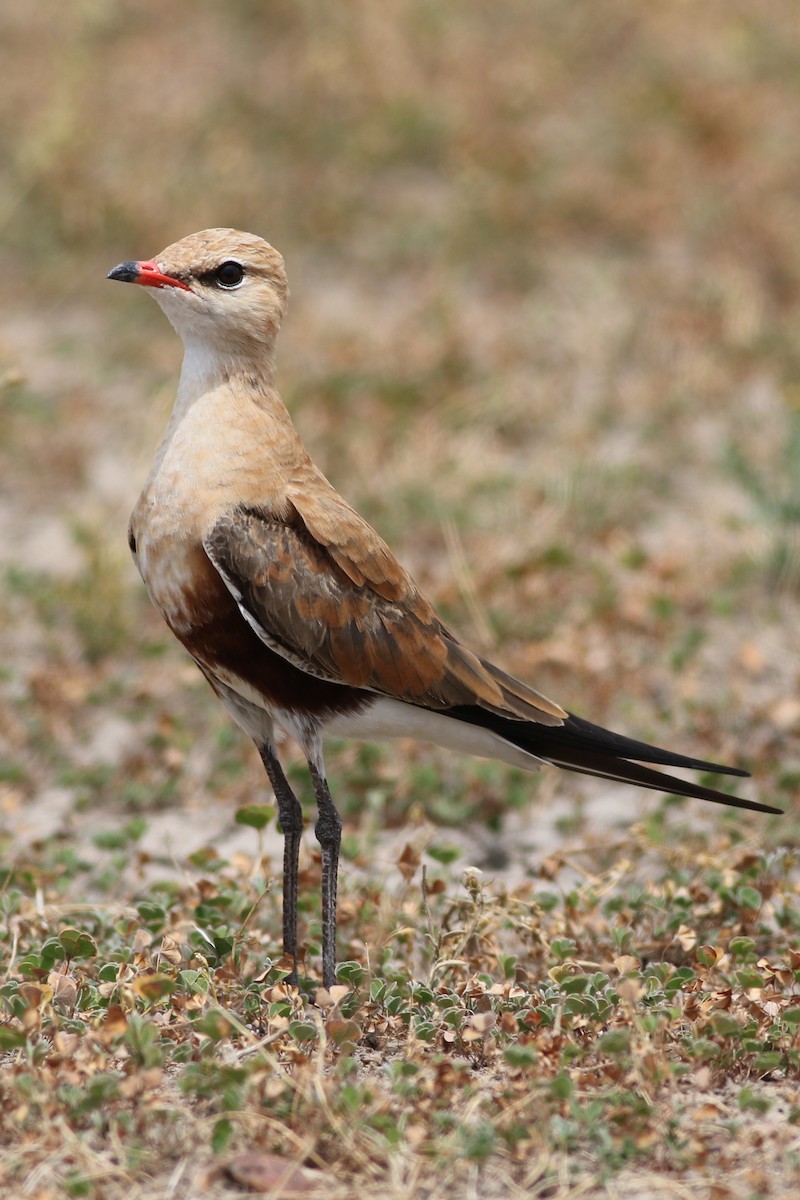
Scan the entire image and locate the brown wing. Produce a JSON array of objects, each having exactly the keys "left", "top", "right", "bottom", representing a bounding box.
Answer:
[
  {"left": 288, "top": 477, "right": 411, "bottom": 603},
  {"left": 204, "top": 503, "right": 565, "bottom": 724}
]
